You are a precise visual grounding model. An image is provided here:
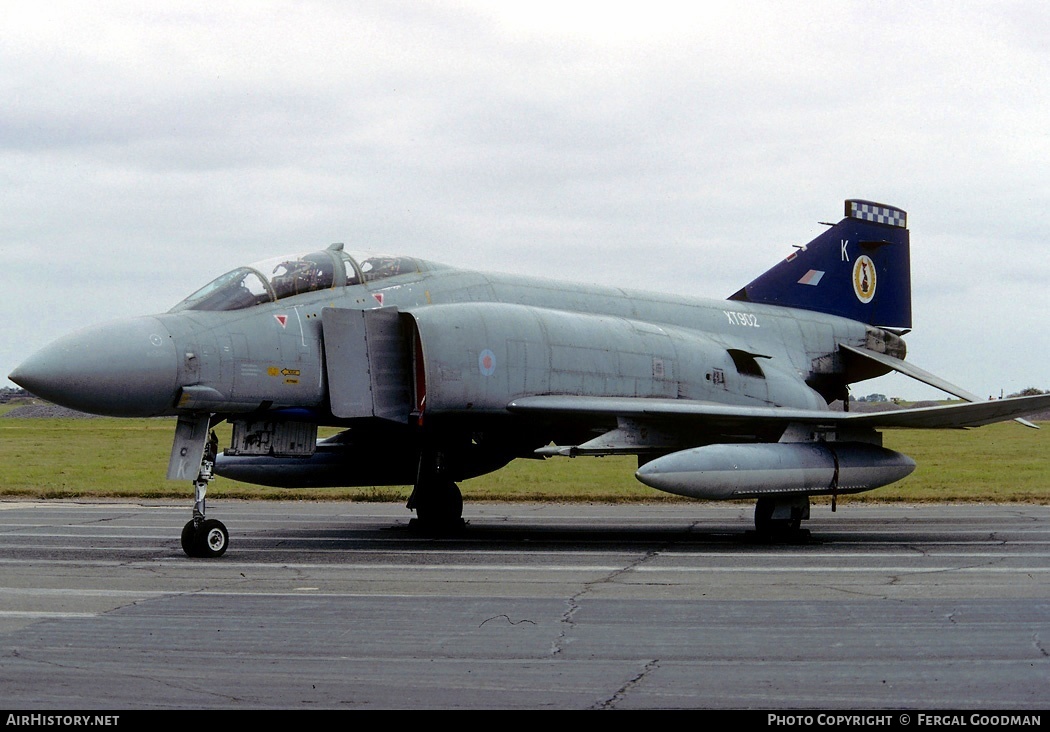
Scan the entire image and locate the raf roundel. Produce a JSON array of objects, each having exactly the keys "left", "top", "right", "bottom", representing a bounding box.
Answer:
[
  {"left": 852, "top": 255, "right": 876, "bottom": 303},
  {"left": 478, "top": 349, "right": 496, "bottom": 376}
]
